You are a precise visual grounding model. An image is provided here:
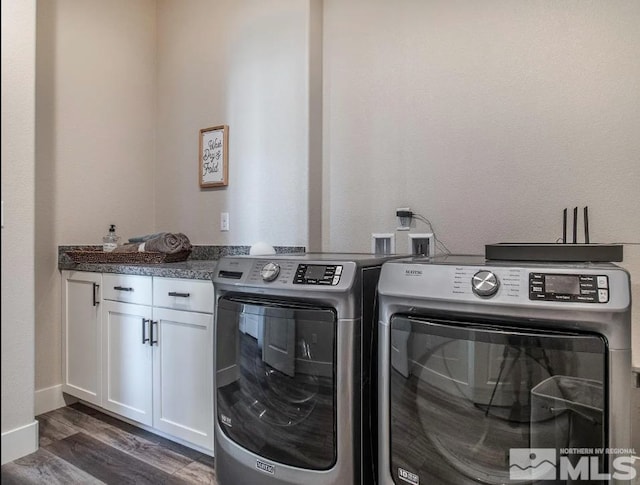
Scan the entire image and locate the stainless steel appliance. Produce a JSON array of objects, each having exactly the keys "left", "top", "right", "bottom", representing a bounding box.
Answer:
[
  {"left": 213, "top": 253, "right": 394, "bottom": 485},
  {"left": 377, "top": 255, "right": 633, "bottom": 484}
]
